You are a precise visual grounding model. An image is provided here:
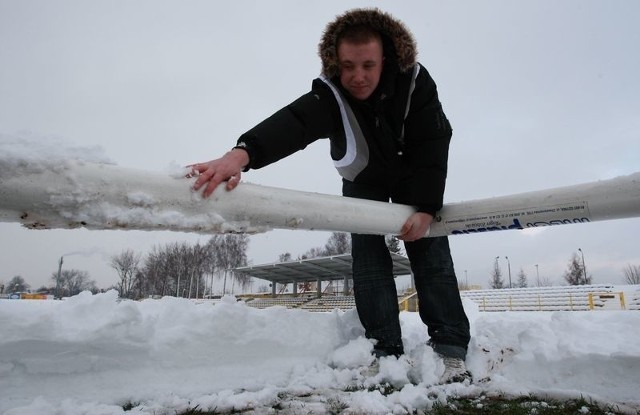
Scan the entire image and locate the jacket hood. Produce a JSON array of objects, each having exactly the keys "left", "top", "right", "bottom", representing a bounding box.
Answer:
[{"left": 318, "top": 8, "right": 417, "bottom": 78}]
